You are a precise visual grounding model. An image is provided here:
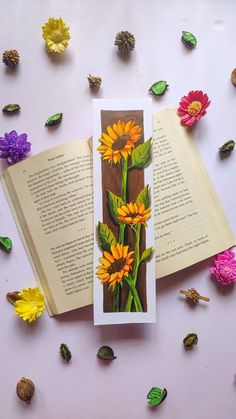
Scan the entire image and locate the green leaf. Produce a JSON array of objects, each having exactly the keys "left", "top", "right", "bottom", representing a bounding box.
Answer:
[
  {"left": 136, "top": 185, "right": 150, "bottom": 208},
  {"left": 140, "top": 247, "right": 153, "bottom": 264},
  {"left": 97, "top": 345, "right": 116, "bottom": 360},
  {"left": 181, "top": 31, "right": 197, "bottom": 48},
  {"left": 149, "top": 81, "right": 168, "bottom": 96},
  {"left": 107, "top": 191, "right": 124, "bottom": 224},
  {"left": 147, "top": 387, "right": 167, "bottom": 406},
  {"left": 130, "top": 138, "right": 152, "bottom": 169},
  {"left": 97, "top": 222, "right": 116, "bottom": 251},
  {"left": 0, "top": 236, "right": 12, "bottom": 252},
  {"left": 219, "top": 140, "right": 235, "bottom": 154},
  {"left": 2, "top": 104, "right": 20, "bottom": 113},
  {"left": 45, "top": 113, "right": 63, "bottom": 127}
]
